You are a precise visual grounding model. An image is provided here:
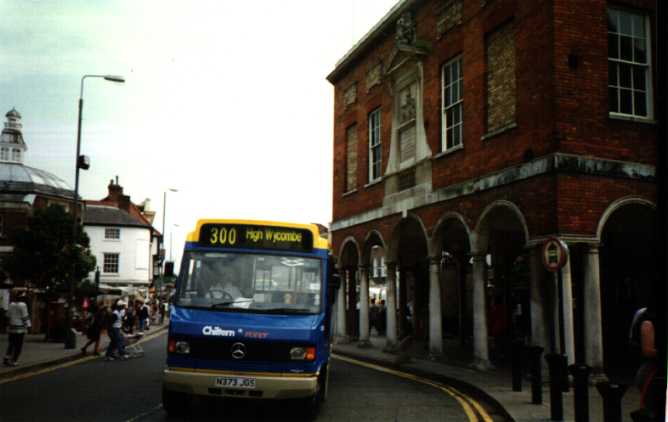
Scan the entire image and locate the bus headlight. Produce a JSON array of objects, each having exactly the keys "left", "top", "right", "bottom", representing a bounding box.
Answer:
[
  {"left": 175, "top": 341, "right": 191, "bottom": 354},
  {"left": 290, "top": 346, "right": 316, "bottom": 361},
  {"left": 168, "top": 338, "right": 190, "bottom": 354}
]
